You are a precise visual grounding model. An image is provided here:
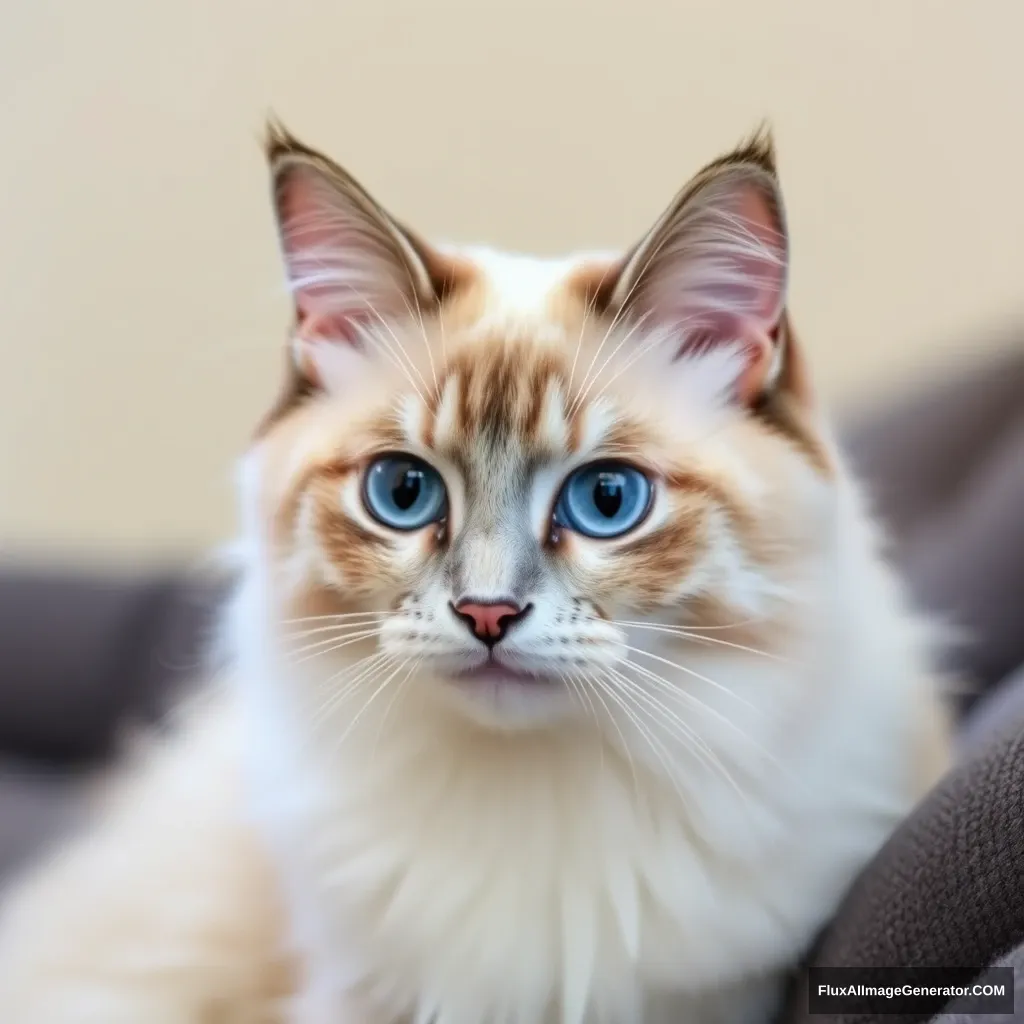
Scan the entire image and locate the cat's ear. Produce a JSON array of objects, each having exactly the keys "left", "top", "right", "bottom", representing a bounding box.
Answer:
[
  {"left": 266, "top": 122, "right": 436, "bottom": 385},
  {"left": 609, "top": 132, "right": 788, "bottom": 404}
]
